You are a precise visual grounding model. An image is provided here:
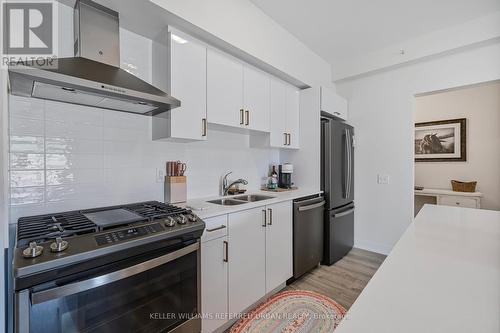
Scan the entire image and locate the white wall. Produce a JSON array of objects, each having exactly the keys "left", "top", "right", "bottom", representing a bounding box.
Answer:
[
  {"left": 336, "top": 41, "right": 500, "bottom": 254},
  {"left": 415, "top": 82, "right": 500, "bottom": 211}
]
